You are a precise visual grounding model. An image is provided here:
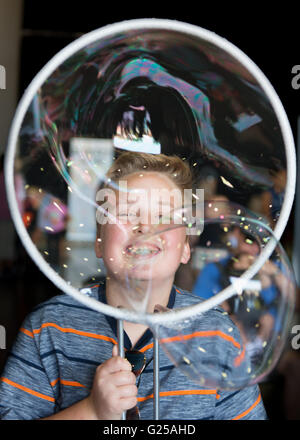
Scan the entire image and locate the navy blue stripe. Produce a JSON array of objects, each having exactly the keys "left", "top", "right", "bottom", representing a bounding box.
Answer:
[
  {"left": 40, "top": 349, "right": 100, "bottom": 366},
  {"left": 33, "top": 301, "right": 99, "bottom": 315},
  {"left": 143, "top": 365, "right": 175, "bottom": 373},
  {"left": 215, "top": 390, "right": 240, "bottom": 407},
  {"left": 9, "top": 352, "right": 45, "bottom": 372}
]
